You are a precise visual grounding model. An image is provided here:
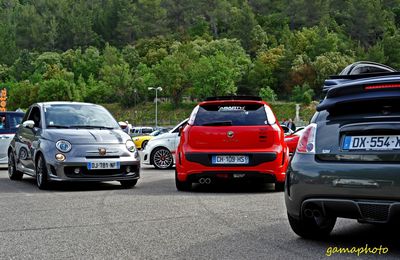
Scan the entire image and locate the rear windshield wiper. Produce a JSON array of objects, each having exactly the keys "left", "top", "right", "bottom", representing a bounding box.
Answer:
[
  {"left": 201, "top": 121, "right": 233, "bottom": 126},
  {"left": 69, "top": 125, "right": 116, "bottom": 130}
]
